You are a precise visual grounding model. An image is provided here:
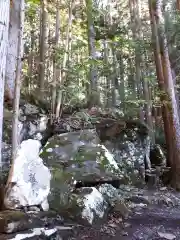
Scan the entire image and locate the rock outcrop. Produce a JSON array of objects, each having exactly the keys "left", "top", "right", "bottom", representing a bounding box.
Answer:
[
  {"left": 97, "top": 120, "right": 151, "bottom": 185},
  {"left": 1, "top": 105, "right": 169, "bottom": 238},
  {"left": 3, "top": 103, "right": 48, "bottom": 145},
  {"left": 40, "top": 129, "right": 120, "bottom": 217},
  {"left": 4, "top": 139, "right": 51, "bottom": 211}
]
